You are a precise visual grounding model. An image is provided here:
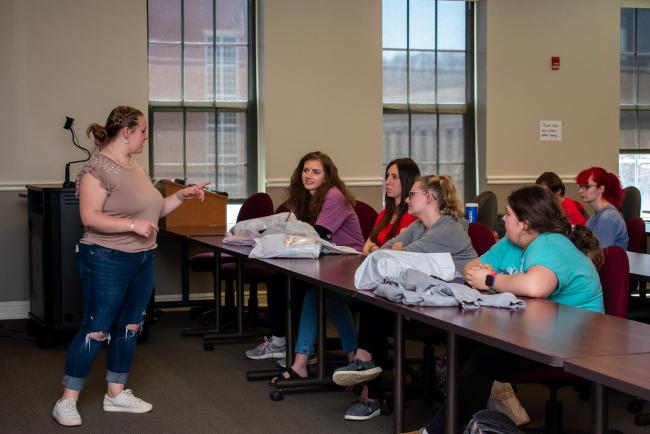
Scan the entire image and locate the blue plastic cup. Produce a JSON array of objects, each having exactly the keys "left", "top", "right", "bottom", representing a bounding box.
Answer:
[{"left": 465, "top": 203, "right": 478, "bottom": 223}]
